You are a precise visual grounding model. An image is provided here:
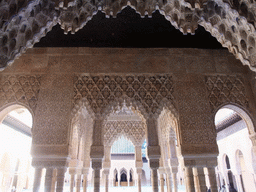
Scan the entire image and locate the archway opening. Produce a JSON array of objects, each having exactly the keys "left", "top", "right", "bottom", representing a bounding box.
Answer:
[
  {"left": 215, "top": 106, "right": 256, "bottom": 191},
  {"left": 0, "top": 105, "right": 33, "bottom": 192}
]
